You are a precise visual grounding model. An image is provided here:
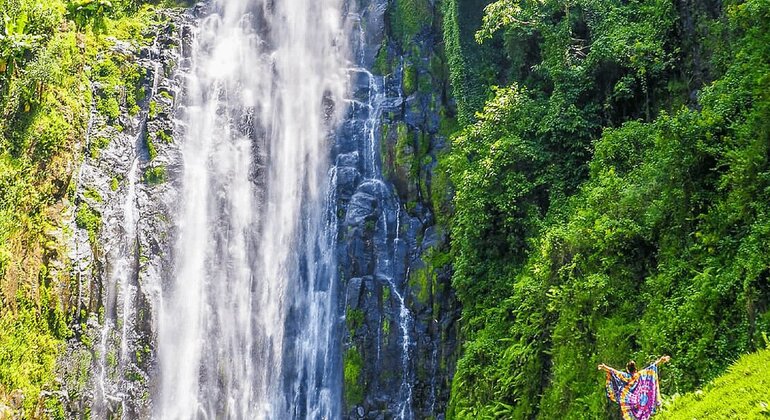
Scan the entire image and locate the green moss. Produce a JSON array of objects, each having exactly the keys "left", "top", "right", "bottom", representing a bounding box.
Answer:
[
  {"left": 159, "top": 90, "right": 173, "bottom": 101},
  {"left": 409, "top": 248, "right": 450, "bottom": 306},
  {"left": 363, "top": 218, "right": 376, "bottom": 233},
  {"left": 145, "top": 135, "right": 158, "bottom": 160},
  {"left": 389, "top": 0, "right": 433, "bottom": 45},
  {"left": 107, "top": 348, "right": 117, "bottom": 369},
  {"left": 84, "top": 187, "right": 103, "bottom": 203},
  {"left": 402, "top": 61, "right": 418, "bottom": 96},
  {"left": 88, "top": 135, "right": 111, "bottom": 159},
  {"left": 418, "top": 70, "right": 433, "bottom": 94},
  {"left": 394, "top": 122, "right": 413, "bottom": 172},
  {"left": 148, "top": 100, "right": 158, "bottom": 119},
  {"left": 110, "top": 177, "right": 119, "bottom": 191},
  {"left": 135, "top": 344, "right": 150, "bottom": 365},
  {"left": 143, "top": 165, "right": 166, "bottom": 185},
  {"left": 156, "top": 130, "right": 172, "bottom": 144},
  {"left": 438, "top": 107, "right": 459, "bottom": 138},
  {"left": 346, "top": 307, "right": 365, "bottom": 335},
  {"left": 409, "top": 264, "right": 432, "bottom": 304},
  {"left": 372, "top": 41, "right": 392, "bottom": 76},
  {"left": 91, "top": 40, "right": 147, "bottom": 125},
  {"left": 75, "top": 202, "right": 101, "bottom": 244},
  {"left": 344, "top": 346, "right": 364, "bottom": 407},
  {"left": 429, "top": 52, "right": 447, "bottom": 81}
]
